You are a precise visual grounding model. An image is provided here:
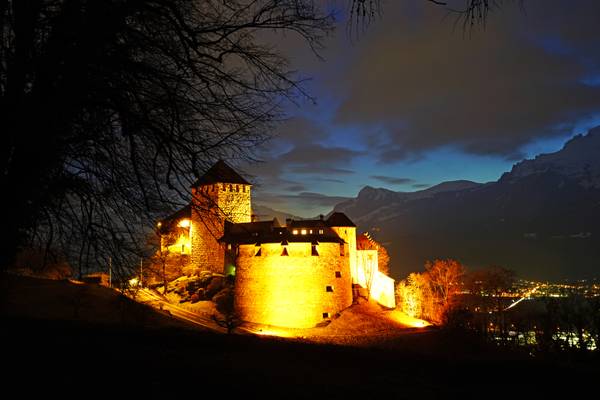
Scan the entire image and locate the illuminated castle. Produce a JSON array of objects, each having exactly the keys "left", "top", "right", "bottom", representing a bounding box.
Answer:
[{"left": 158, "top": 160, "right": 395, "bottom": 328}]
